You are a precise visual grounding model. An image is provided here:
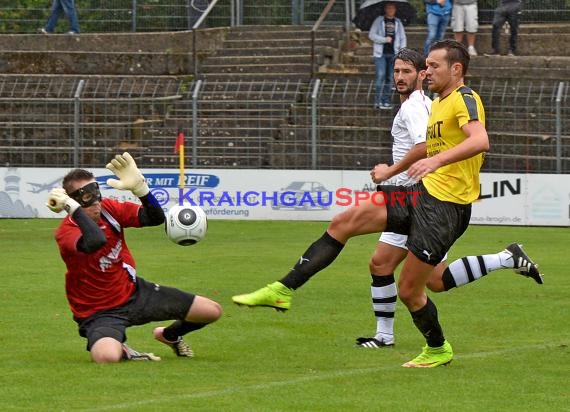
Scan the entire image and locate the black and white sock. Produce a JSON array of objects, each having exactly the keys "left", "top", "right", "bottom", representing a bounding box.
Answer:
[
  {"left": 442, "top": 250, "right": 513, "bottom": 290},
  {"left": 370, "top": 274, "right": 396, "bottom": 344}
]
